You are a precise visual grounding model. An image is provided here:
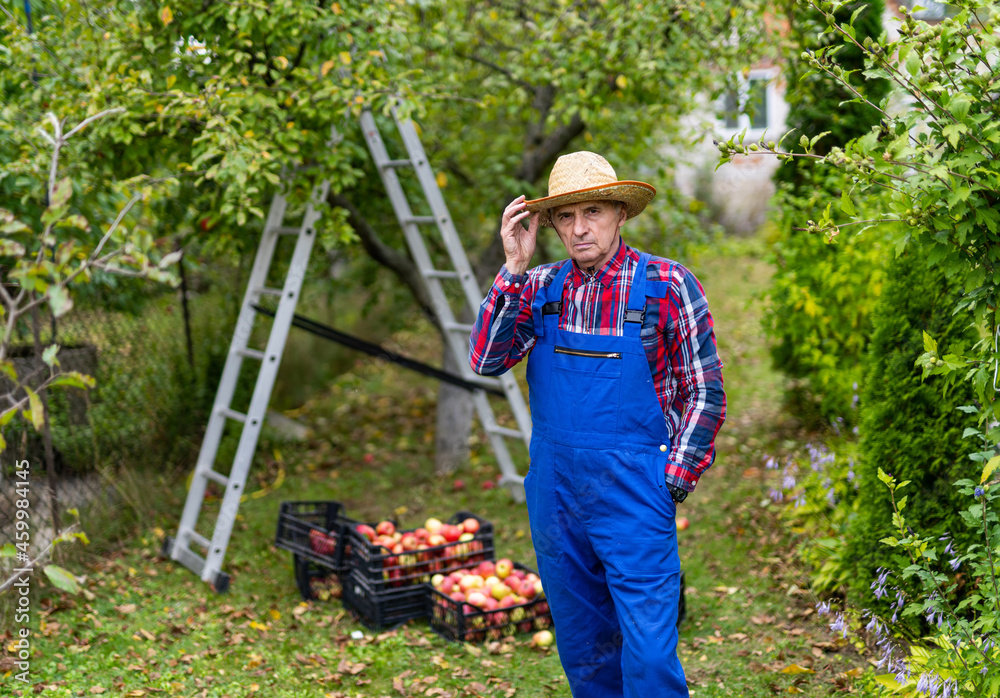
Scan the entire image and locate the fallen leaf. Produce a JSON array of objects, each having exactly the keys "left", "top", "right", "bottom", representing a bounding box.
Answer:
[
  {"left": 89, "top": 687, "right": 106, "bottom": 694},
  {"left": 115, "top": 603, "right": 137, "bottom": 614},
  {"left": 780, "top": 664, "right": 815, "bottom": 675}
]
